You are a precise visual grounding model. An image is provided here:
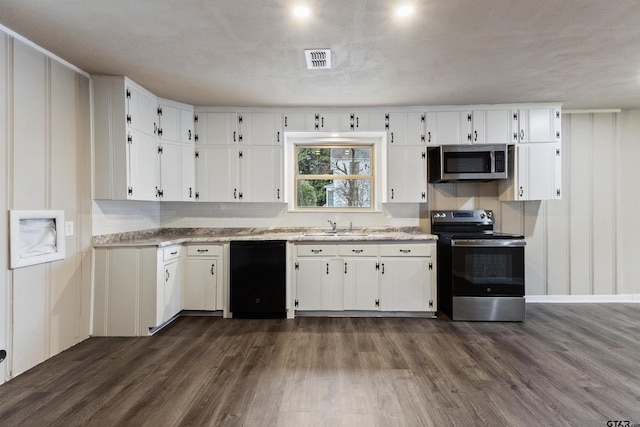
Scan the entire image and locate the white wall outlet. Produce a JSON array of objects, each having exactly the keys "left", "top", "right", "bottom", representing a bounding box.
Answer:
[{"left": 65, "top": 221, "right": 74, "bottom": 236}]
